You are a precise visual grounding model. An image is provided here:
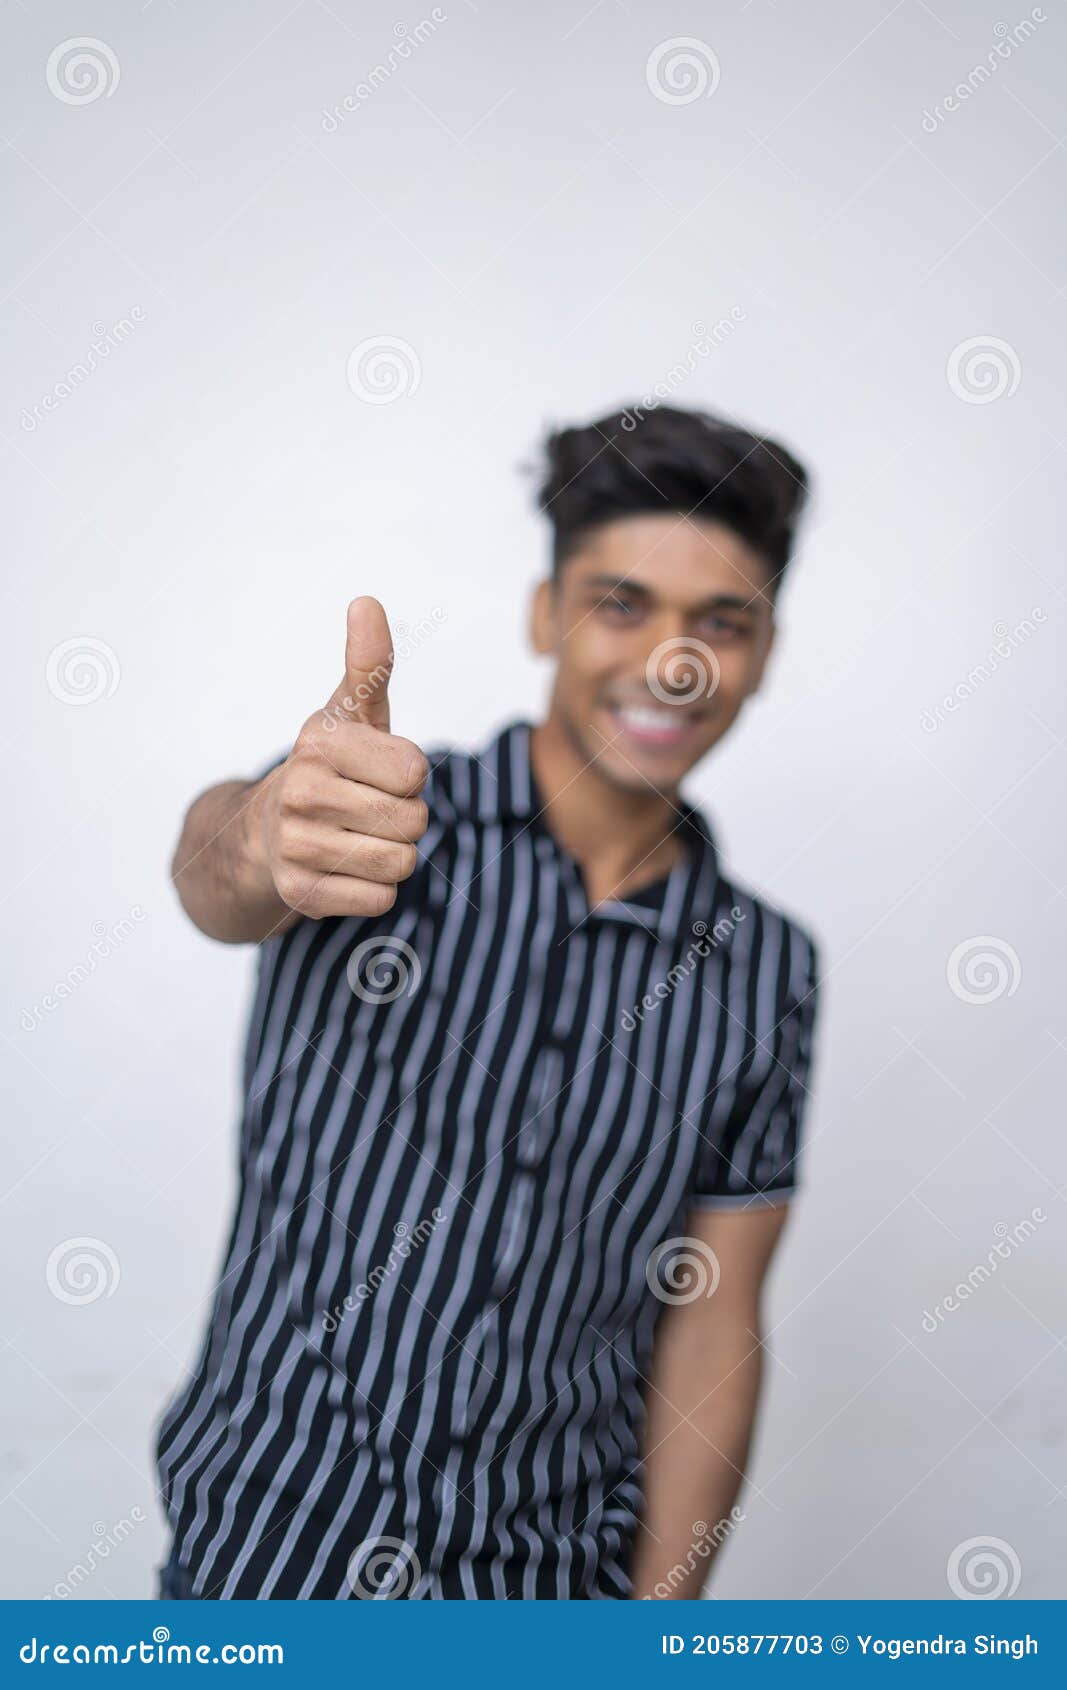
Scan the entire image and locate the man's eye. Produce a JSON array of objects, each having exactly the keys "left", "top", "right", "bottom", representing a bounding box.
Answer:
[{"left": 602, "top": 596, "right": 639, "bottom": 618}]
